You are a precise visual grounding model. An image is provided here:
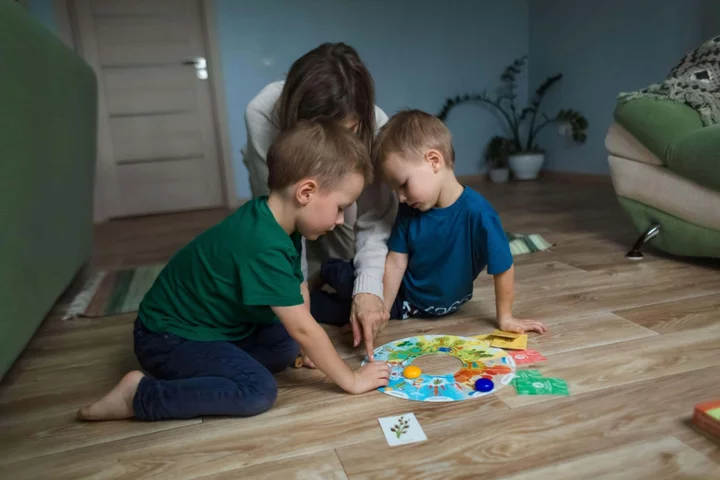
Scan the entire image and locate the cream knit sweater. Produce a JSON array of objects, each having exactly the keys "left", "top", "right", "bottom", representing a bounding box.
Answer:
[{"left": 243, "top": 81, "right": 397, "bottom": 299}]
